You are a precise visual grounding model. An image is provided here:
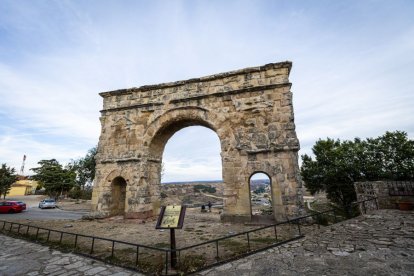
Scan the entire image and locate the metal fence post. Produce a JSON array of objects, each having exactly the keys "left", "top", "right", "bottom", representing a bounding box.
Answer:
[
  {"left": 316, "top": 214, "right": 321, "bottom": 229},
  {"left": 74, "top": 234, "right": 78, "bottom": 249},
  {"left": 247, "top": 232, "right": 251, "bottom": 251},
  {"left": 90, "top": 237, "right": 95, "bottom": 254},
  {"left": 165, "top": 251, "right": 169, "bottom": 275},
  {"left": 362, "top": 200, "right": 367, "bottom": 214},
  {"left": 111, "top": 241, "right": 115, "bottom": 258},
  {"left": 274, "top": 225, "right": 278, "bottom": 240},
  {"left": 333, "top": 210, "right": 338, "bottom": 223},
  {"left": 135, "top": 246, "right": 139, "bottom": 266},
  {"left": 216, "top": 240, "right": 219, "bottom": 261}
]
